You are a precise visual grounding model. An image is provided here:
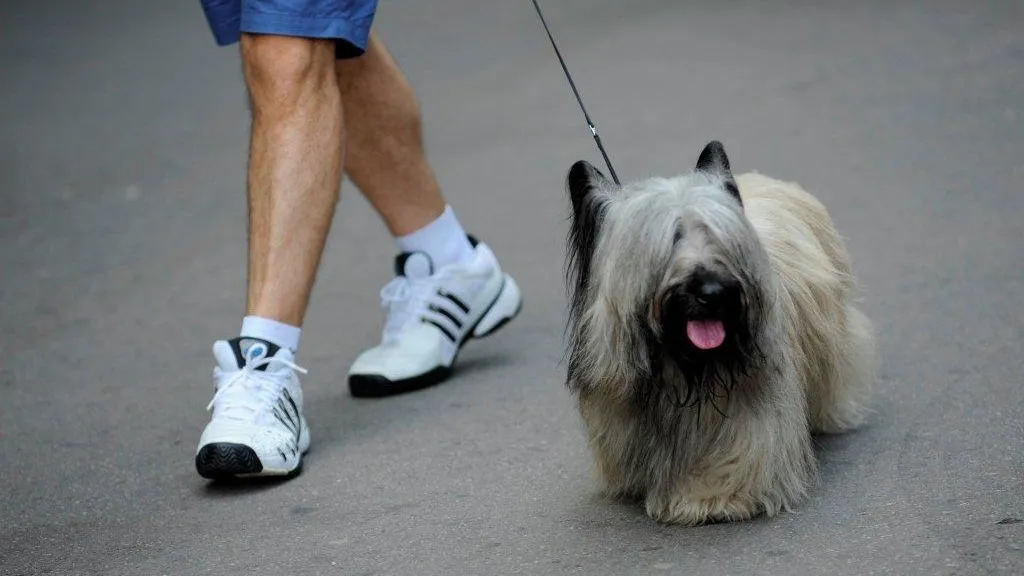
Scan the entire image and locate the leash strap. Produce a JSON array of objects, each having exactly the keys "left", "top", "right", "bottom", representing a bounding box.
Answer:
[{"left": 531, "top": 0, "right": 621, "bottom": 185}]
